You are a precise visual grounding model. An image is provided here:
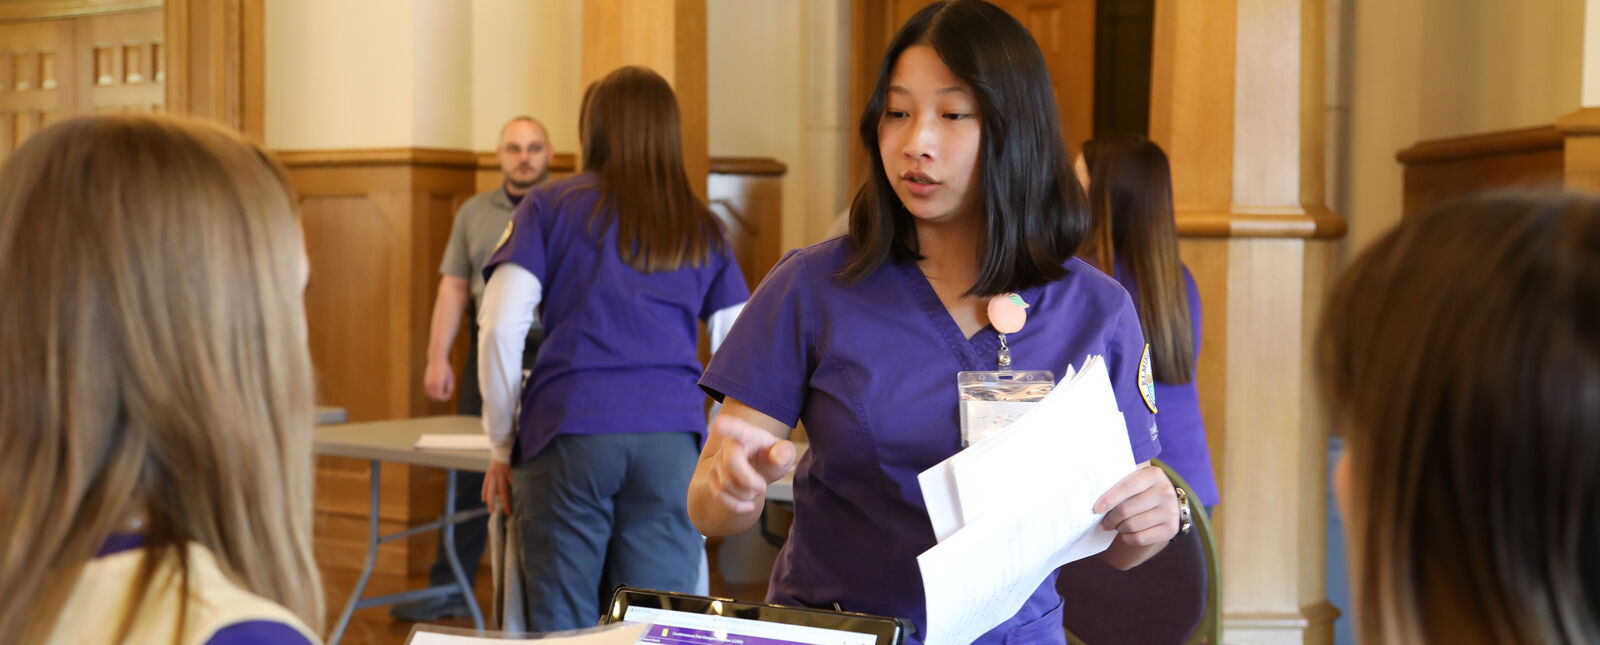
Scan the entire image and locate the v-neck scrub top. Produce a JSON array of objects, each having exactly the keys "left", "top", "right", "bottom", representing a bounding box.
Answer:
[
  {"left": 484, "top": 173, "right": 750, "bottom": 464},
  {"left": 700, "top": 237, "right": 1161, "bottom": 645}
]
